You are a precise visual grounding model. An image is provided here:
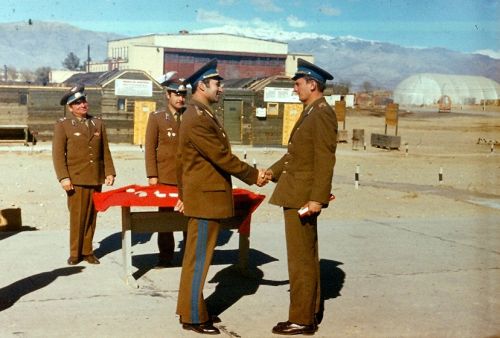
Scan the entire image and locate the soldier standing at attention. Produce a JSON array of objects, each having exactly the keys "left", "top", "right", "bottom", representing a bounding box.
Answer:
[
  {"left": 175, "top": 59, "right": 268, "bottom": 335},
  {"left": 52, "top": 85, "right": 116, "bottom": 266},
  {"left": 265, "top": 59, "right": 337, "bottom": 335},
  {"left": 145, "top": 71, "right": 187, "bottom": 268}
]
